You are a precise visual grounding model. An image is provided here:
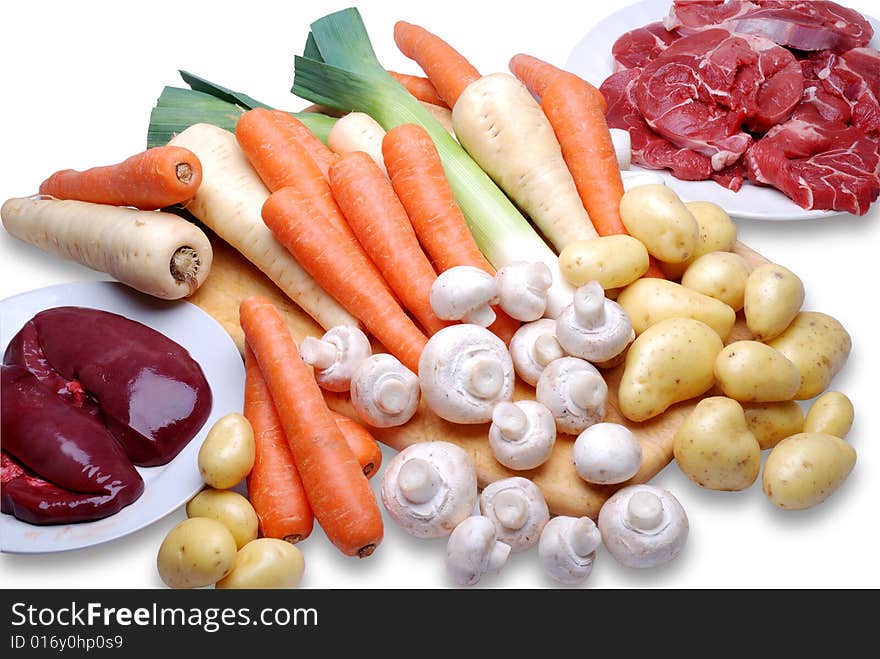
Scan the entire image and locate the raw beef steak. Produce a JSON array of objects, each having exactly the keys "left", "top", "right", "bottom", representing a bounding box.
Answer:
[{"left": 612, "top": 21, "right": 680, "bottom": 70}]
